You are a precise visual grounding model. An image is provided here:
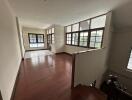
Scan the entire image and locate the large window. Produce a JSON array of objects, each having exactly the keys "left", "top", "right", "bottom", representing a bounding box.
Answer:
[
  {"left": 90, "top": 29, "right": 104, "bottom": 48},
  {"left": 79, "top": 32, "right": 89, "bottom": 47},
  {"left": 72, "top": 33, "right": 78, "bottom": 45},
  {"left": 127, "top": 50, "right": 132, "bottom": 70},
  {"left": 28, "top": 33, "right": 44, "bottom": 48},
  {"left": 65, "top": 14, "right": 106, "bottom": 48},
  {"left": 66, "top": 33, "right": 71, "bottom": 45},
  {"left": 47, "top": 27, "right": 55, "bottom": 44}
]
